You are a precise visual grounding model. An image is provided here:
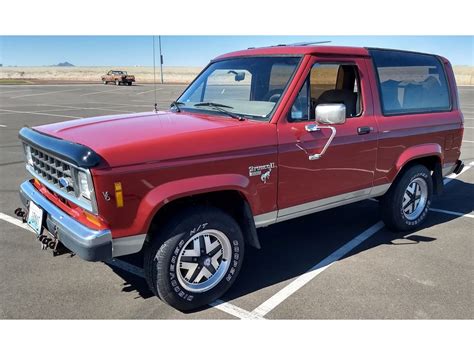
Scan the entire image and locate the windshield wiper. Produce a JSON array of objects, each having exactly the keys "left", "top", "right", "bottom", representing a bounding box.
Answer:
[
  {"left": 170, "top": 101, "right": 185, "bottom": 112},
  {"left": 194, "top": 102, "right": 245, "bottom": 121}
]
